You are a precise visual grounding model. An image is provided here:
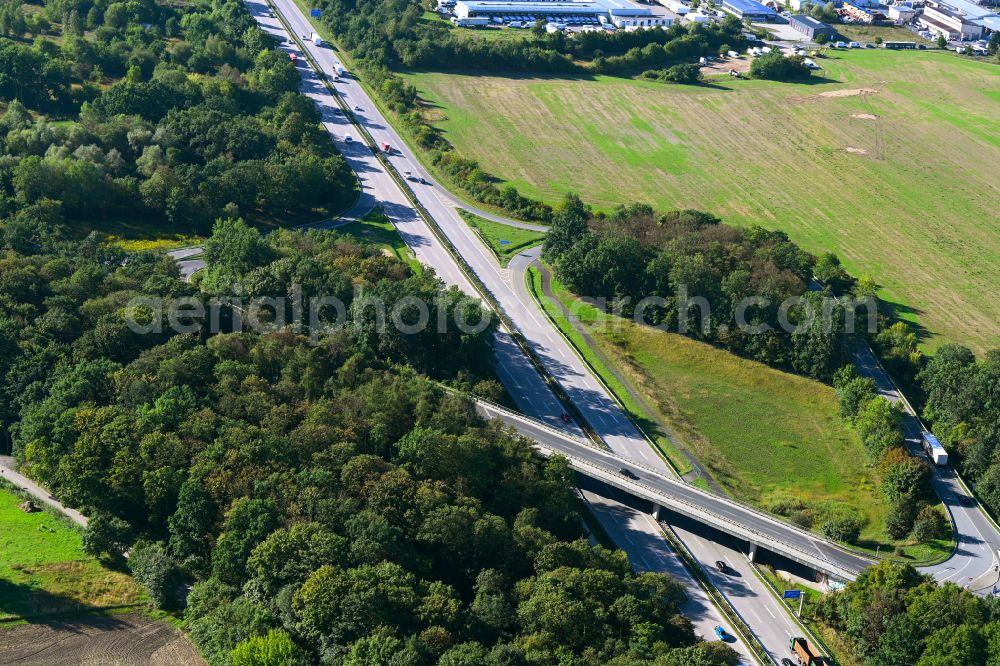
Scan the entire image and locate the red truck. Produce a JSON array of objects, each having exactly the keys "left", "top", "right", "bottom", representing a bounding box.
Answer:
[{"left": 380, "top": 142, "right": 391, "bottom": 153}]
